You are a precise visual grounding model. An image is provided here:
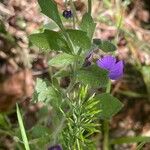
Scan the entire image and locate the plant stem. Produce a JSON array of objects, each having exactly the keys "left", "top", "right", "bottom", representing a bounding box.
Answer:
[
  {"left": 58, "top": 1, "right": 76, "bottom": 54},
  {"left": 62, "top": 30, "right": 75, "bottom": 54},
  {"left": 110, "top": 136, "right": 150, "bottom": 145},
  {"left": 103, "top": 119, "right": 109, "bottom": 150},
  {"left": 106, "top": 79, "right": 111, "bottom": 93},
  {"left": 57, "top": 12, "right": 75, "bottom": 54},
  {"left": 72, "top": 15, "right": 76, "bottom": 29},
  {"left": 103, "top": 80, "right": 111, "bottom": 150},
  {"left": 88, "top": 0, "right": 92, "bottom": 15},
  {"left": 69, "top": 0, "right": 79, "bottom": 28},
  {"left": 76, "top": 138, "right": 81, "bottom": 150},
  {"left": 52, "top": 117, "right": 66, "bottom": 145}
]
